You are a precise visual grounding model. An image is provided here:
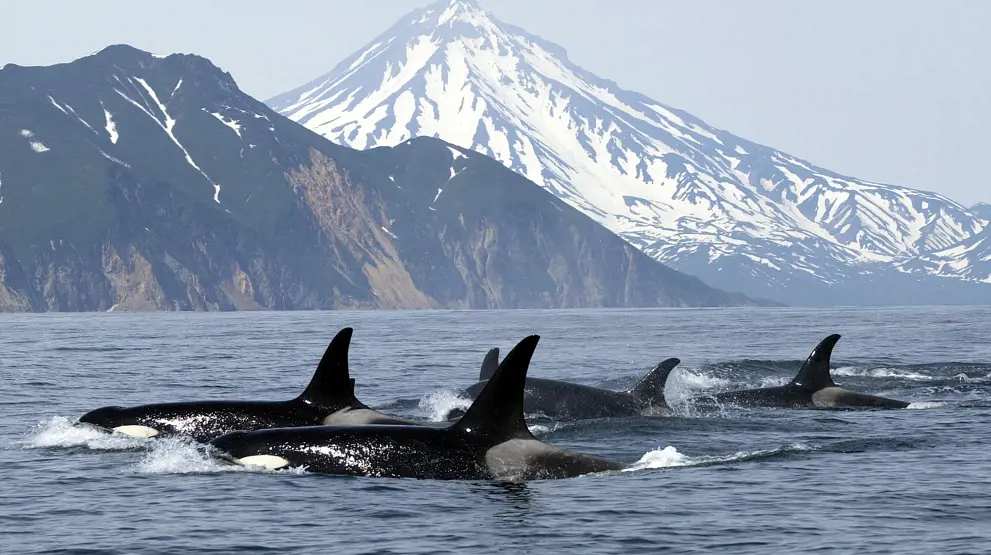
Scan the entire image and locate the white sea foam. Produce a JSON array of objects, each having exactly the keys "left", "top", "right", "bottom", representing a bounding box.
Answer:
[
  {"left": 663, "top": 367, "right": 732, "bottom": 407},
  {"left": 133, "top": 437, "right": 308, "bottom": 475},
  {"left": 418, "top": 389, "right": 472, "bottom": 421},
  {"left": 22, "top": 416, "right": 148, "bottom": 451},
  {"left": 906, "top": 401, "right": 946, "bottom": 409},
  {"left": 624, "top": 443, "right": 814, "bottom": 472},
  {"left": 833, "top": 366, "right": 932, "bottom": 381}
]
